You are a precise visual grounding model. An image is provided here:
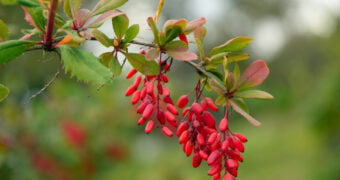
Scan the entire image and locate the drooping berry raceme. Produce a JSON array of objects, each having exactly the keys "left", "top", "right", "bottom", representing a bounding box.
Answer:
[
  {"left": 125, "top": 58, "right": 178, "bottom": 137},
  {"left": 176, "top": 92, "right": 248, "bottom": 180}
]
